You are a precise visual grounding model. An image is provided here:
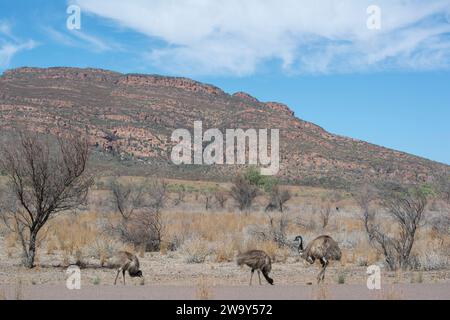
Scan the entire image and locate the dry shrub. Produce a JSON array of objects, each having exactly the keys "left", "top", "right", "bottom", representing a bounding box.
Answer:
[
  {"left": 196, "top": 276, "right": 213, "bottom": 300},
  {"left": 259, "top": 241, "right": 278, "bottom": 261},
  {"left": 258, "top": 241, "right": 290, "bottom": 263},
  {"left": 230, "top": 174, "right": 260, "bottom": 211},
  {"left": 379, "top": 285, "right": 403, "bottom": 300},
  {"left": 46, "top": 238, "right": 58, "bottom": 255},
  {"left": 5, "top": 232, "right": 17, "bottom": 249},
  {"left": 346, "top": 241, "right": 380, "bottom": 267},
  {"left": 0, "top": 289, "right": 5, "bottom": 300},
  {"left": 358, "top": 185, "right": 430, "bottom": 271},
  {"left": 181, "top": 238, "right": 213, "bottom": 264},
  {"left": 410, "top": 272, "right": 423, "bottom": 284},
  {"left": 159, "top": 241, "right": 169, "bottom": 255},
  {"left": 416, "top": 250, "right": 449, "bottom": 271},
  {"left": 85, "top": 237, "right": 122, "bottom": 266},
  {"left": 164, "top": 211, "right": 264, "bottom": 248},
  {"left": 14, "top": 278, "right": 23, "bottom": 300},
  {"left": 213, "top": 236, "right": 241, "bottom": 263},
  {"left": 49, "top": 213, "right": 97, "bottom": 256},
  {"left": 412, "top": 230, "right": 449, "bottom": 271},
  {"left": 312, "top": 284, "right": 332, "bottom": 300}
]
